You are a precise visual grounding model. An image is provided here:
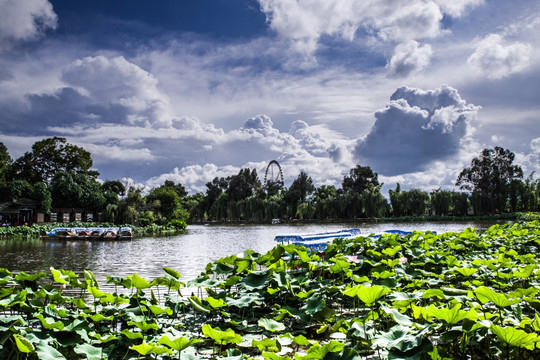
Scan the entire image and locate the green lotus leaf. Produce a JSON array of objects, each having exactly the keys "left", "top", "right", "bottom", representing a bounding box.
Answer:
[
  {"left": 34, "top": 314, "right": 64, "bottom": 331},
  {"left": 131, "top": 273, "right": 152, "bottom": 290},
  {"left": 14, "top": 334, "right": 35, "bottom": 353},
  {"left": 426, "top": 303, "right": 477, "bottom": 326},
  {"left": 50, "top": 267, "right": 69, "bottom": 284},
  {"left": 149, "top": 304, "right": 174, "bottom": 315},
  {"left": 82, "top": 270, "right": 97, "bottom": 288},
  {"left": 490, "top": 325, "right": 540, "bottom": 350},
  {"left": 158, "top": 335, "right": 202, "bottom": 351},
  {"left": 304, "top": 340, "right": 345, "bottom": 359},
  {"left": 382, "top": 245, "right": 402, "bottom": 257},
  {"left": 262, "top": 353, "right": 292, "bottom": 360},
  {"left": 35, "top": 341, "right": 66, "bottom": 360},
  {"left": 259, "top": 318, "right": 286, "bottom": 332},
  {"left": 91, "top": 333, "right": 118, "bottom": 343},
  {"left": 381, "top": 305, "right": 413, "bottom": 326},
  {"left": 202, "top": 324, "right": 242, "bottom": 345},
  {"left": 130, "top": 342, "right": 172, "bottom": 356},
  {"left": 121, "top": 329, "right": 144, "bottom": 340},
  {"left": 74, "top": 343, "right": 103, "bottom": 360},
  {"left": 372, "top": 324, "right": 431, "bottom": 353},
  {"left": 242, "top": 271, "right": 270, "bottom": 290},
  {"left": 252, "top": 337, "right": 282, "bottom": 352},
  {"left": 163, "top": 267, "right": 182, "bottom": 279},
  {"left": 127, "top": 320, "right": 159, "bottom": 331},
  {"left": 235, "top": 258, "right": 254, "bottom": 273},
  {"left": 188, "top": 296, "right": 211, "bottom": 313},
  {"left": 88, "top": 313, "right": 113, "bottom": 322},
  {"left": 474, "top": 286, "right": 521, "bottom": 308},
  {"left": 342, "top": 284, "right": 391, "bottom": 306},
  {"left": 15, "top": 271, "right": 46, "bottom": 283},
  {"left": 206, "top": 296, "right": 227, "bottom": 308},
  {"left": 453, "top": 267, "right": 478, "bottom": 276}
]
